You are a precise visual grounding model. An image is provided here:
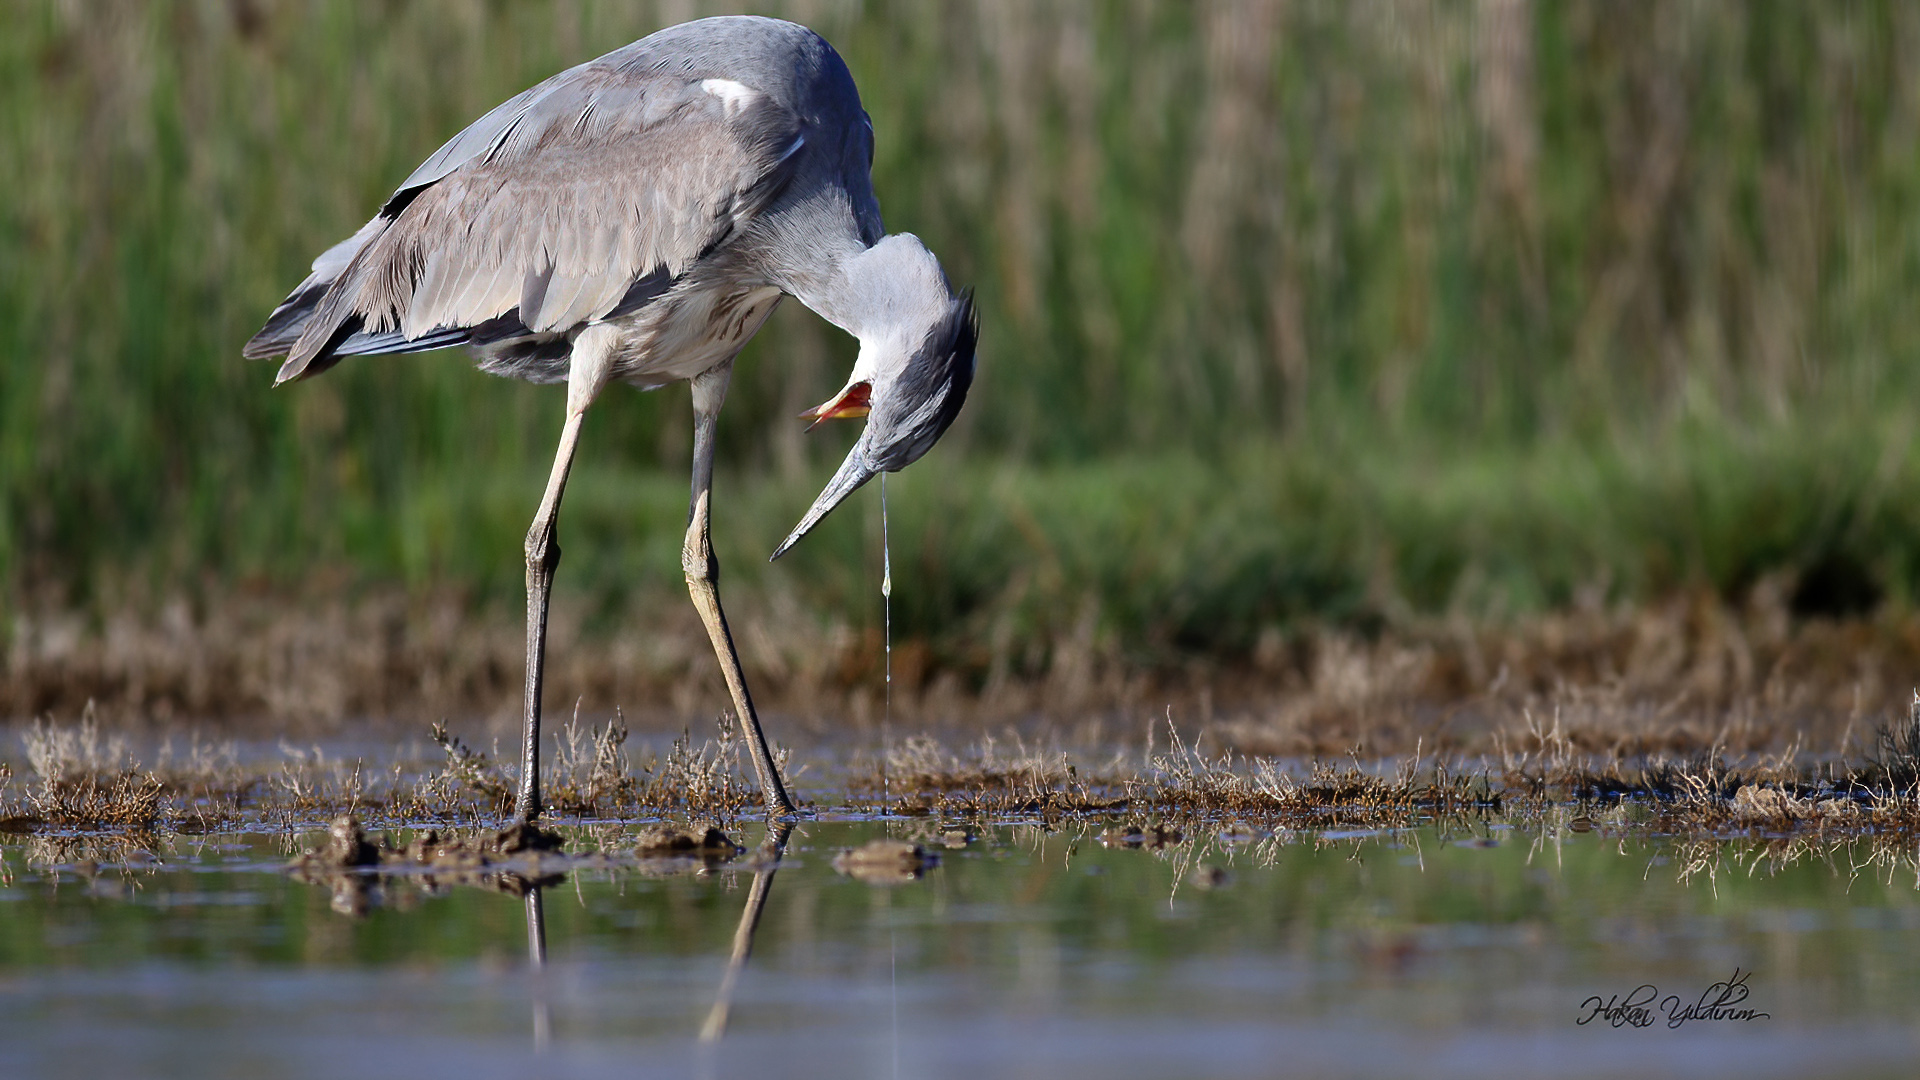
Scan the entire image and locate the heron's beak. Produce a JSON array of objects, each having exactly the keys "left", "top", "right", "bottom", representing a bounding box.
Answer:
[
  {"left": 799, "top": 381, "right": 871, "bottom": 431},
  {"left": 771, "top": 428, "right": 878, "bottom": 560}
]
